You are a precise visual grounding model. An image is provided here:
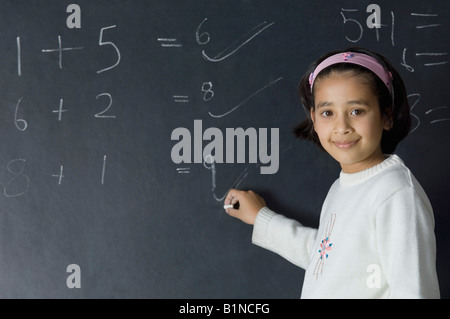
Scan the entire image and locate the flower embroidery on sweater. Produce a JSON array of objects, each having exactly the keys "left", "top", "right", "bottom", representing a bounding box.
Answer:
[
  {"left": 313, "top": 214, "right": 336, "bottom": 279},
  {"left": 319, "top": 237, "right": 333, "bottom": 260}
]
